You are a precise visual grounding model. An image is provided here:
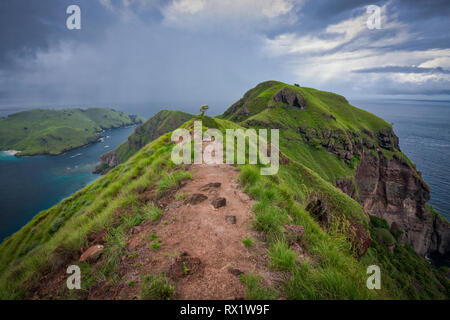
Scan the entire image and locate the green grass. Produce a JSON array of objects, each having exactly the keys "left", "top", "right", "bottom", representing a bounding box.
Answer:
[
  {"left": 156, "top": 171, "right": 192, "bottom": 198},
  {"left": 149, "top": 233, "right": 158, "bottom": 242},
  {"left": 144, "top": 204, "right": 163, "bottom": 223},
  {"left": 0, "top": 108, "right": 144, "bottom": 156},
  {"left": 268, "top": 240, "right": 298, "bottom": 271},
  {"left": 150, "top": 242, "right": 161, "bottom": 251},
  {"left": 0, "top": 133, "right": 188, "bottom": 299},
  {"left": 240, "top": 274, "right": 278, "bottom": 300},
  {"left": 140, "top": 274, "right": 175, "bottom": 300},
  {"left": 237, "top": 164, "right": 378, "bottom": 300},
  {"left": 115, "top": 110, "right": 193, "bottom": 163},
  {"left": 0, "top": 80, "right": 448, "bottom": 300},
  {"left": 242, "top": 237, "right": 254, "bottom": 248},
  {"left": 360, "top": 216, "right": 450, "bottom": 299},
  {"left": 174, "top": 192, "right": 189, "bottom": 201},
  {"left": 100, "top": 227, "right": 127, "bottom": 277}
]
